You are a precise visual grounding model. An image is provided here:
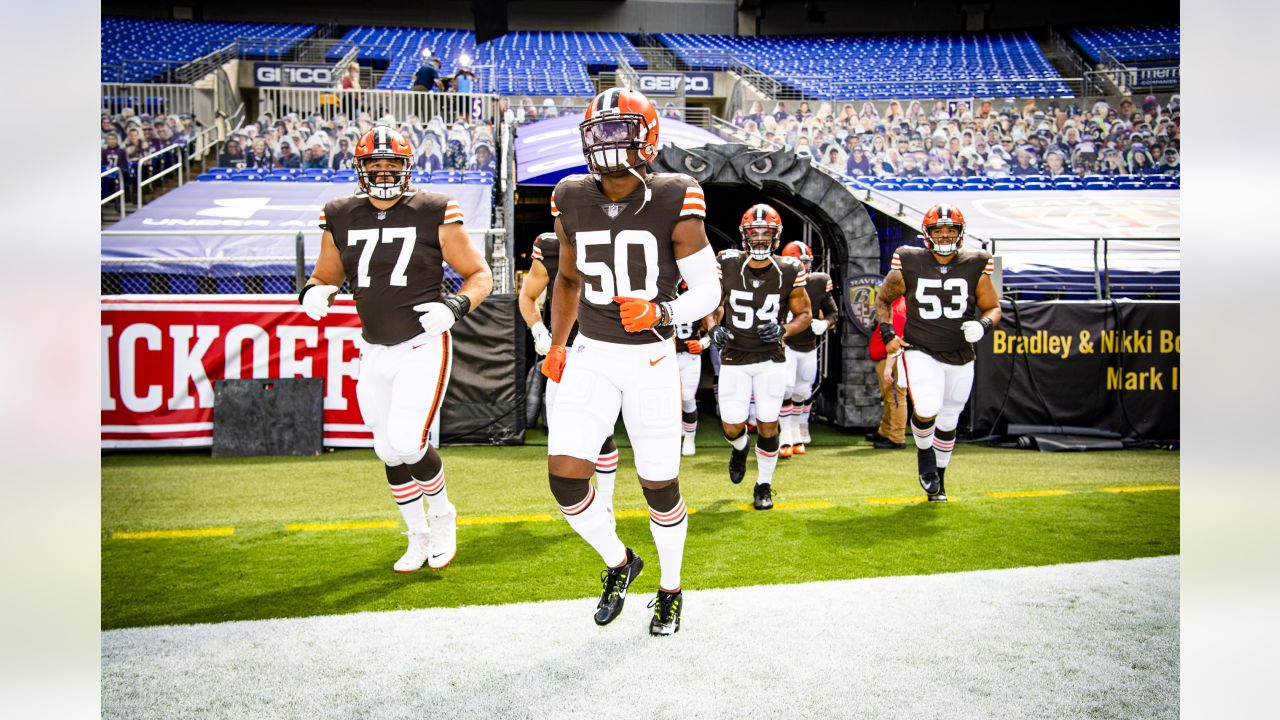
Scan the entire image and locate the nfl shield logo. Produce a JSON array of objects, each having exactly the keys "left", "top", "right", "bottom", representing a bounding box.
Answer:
[
  {"left": 602, "top": 203, "right": 626, "bottom": 219},
  {"left": 751, "top": 279, "right": 763, "bottom": 288},
  {"left": 939, "top": 266, "right": 949, "bottom": 274},
  {"left": 376, "top": 211, "right": 387, "bottom": 221}
]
